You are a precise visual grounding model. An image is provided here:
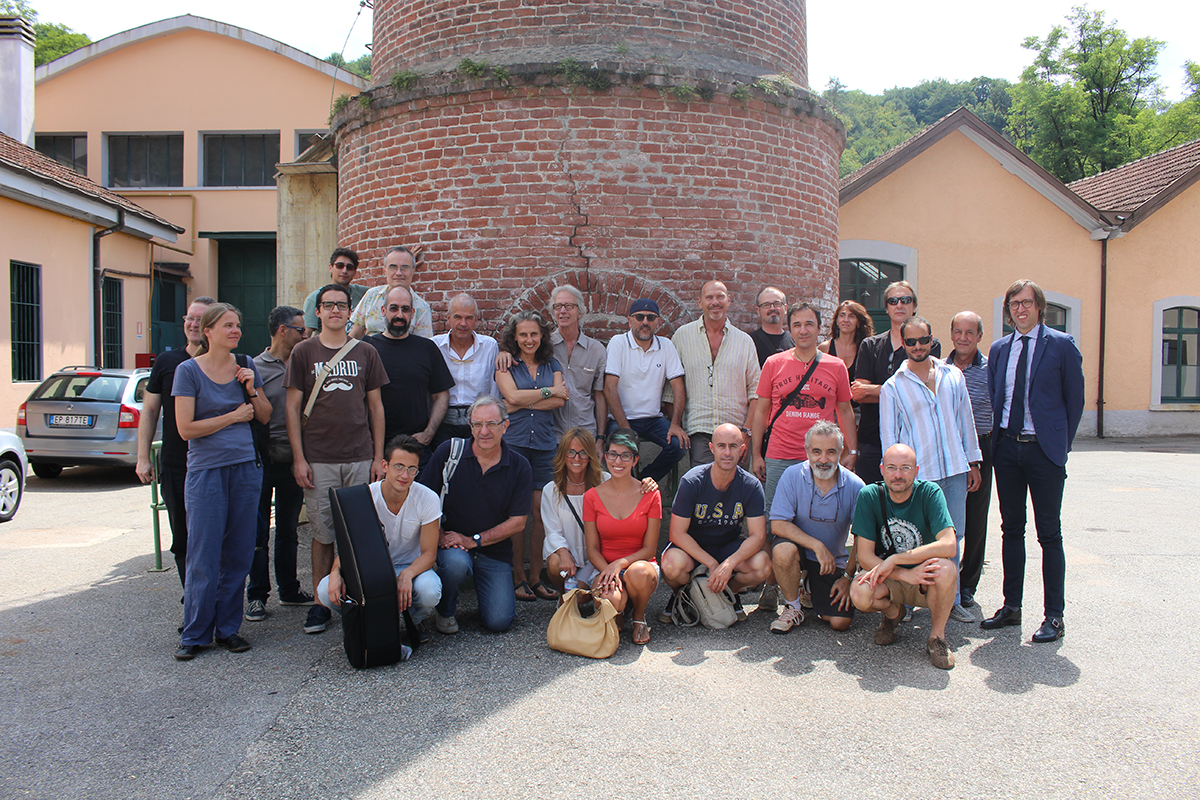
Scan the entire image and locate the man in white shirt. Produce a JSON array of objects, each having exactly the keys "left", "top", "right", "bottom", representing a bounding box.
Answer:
[{"left": 432, "top": 293, "right": 501, "bottom": 448}]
